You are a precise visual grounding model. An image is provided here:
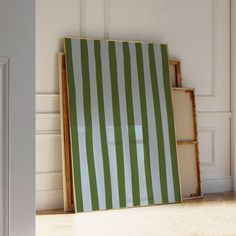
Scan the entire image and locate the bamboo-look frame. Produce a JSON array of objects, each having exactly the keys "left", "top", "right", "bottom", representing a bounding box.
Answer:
[
  {"left": 169, "top": 59, "right": 182, "bottom": 87},
  {"left": 58, "top": 53, "right": 75, "bottom": 211},
  {"left": 173, "top": 88, "right": 202, "bottom": 198}
]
